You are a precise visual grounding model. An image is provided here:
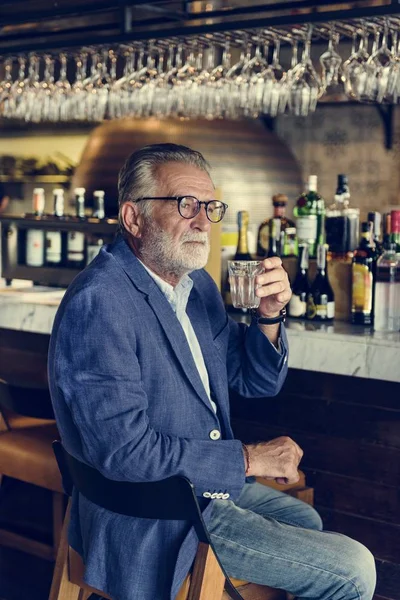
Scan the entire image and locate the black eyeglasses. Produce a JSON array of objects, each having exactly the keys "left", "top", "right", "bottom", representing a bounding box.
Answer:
[{"left": 134, "top": 196, "right": 228, "bottom": 223}]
